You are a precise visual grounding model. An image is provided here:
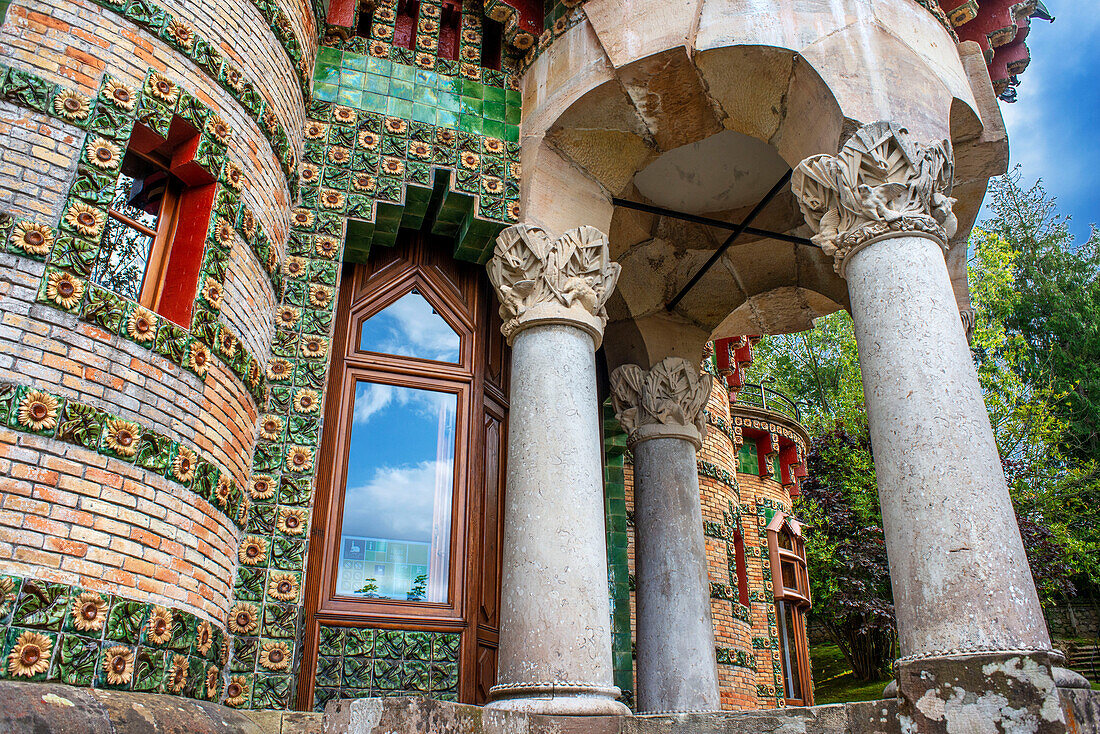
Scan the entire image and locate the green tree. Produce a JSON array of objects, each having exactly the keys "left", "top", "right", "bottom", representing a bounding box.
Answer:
[
  {"left": 985, "top": 170, "right": 1100, "bottom": 463},
  {"left": 797, "top": 422, "right": 896, "bottom": 681}
]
